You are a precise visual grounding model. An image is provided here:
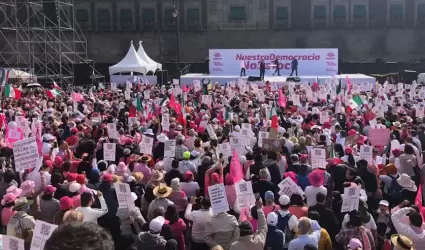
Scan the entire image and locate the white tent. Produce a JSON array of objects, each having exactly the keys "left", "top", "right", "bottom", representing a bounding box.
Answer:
[
  {"left": 8, "top": 69, "right": 36, "bottom": 81},
  {"left": 137, "top": 41, "right": 162, "bottom": 73},
  {"left": 109, "top": 41, "right": 149, "bottom": 75}
]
